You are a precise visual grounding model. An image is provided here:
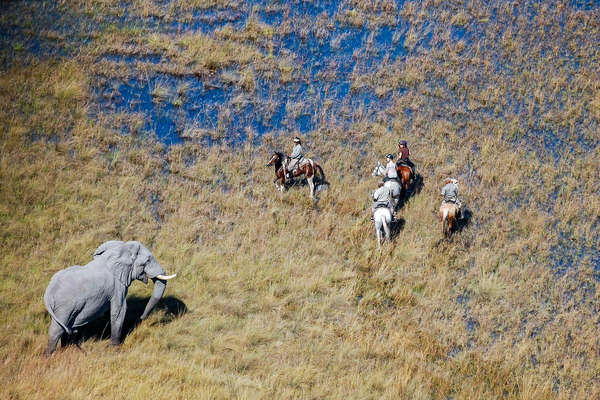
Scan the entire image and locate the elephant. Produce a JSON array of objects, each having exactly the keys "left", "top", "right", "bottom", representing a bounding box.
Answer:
[{"left": 43, "top": 240, "right": 176, "bottom": 355}]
